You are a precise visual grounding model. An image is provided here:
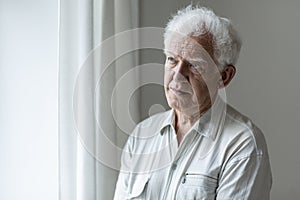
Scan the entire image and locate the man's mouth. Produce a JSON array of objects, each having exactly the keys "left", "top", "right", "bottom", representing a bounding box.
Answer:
[{"left": 169, "top": 87, "right": 190, "bottom": 95}]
